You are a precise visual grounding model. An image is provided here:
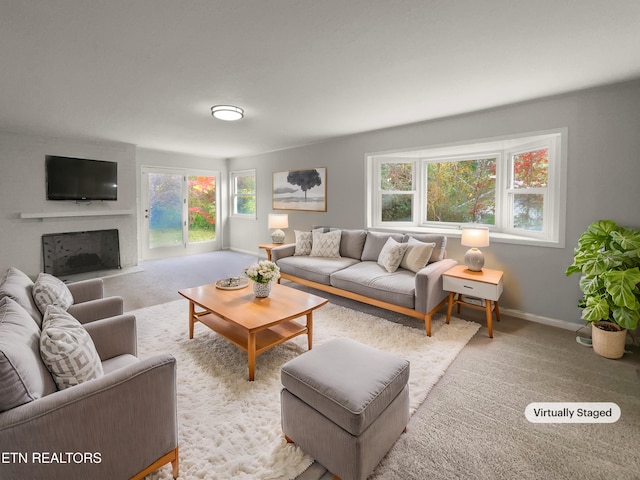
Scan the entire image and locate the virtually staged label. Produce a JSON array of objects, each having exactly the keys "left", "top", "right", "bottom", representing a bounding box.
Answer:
[{"left": 525, "top": 402, "right": 620, "bottom": 423}]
